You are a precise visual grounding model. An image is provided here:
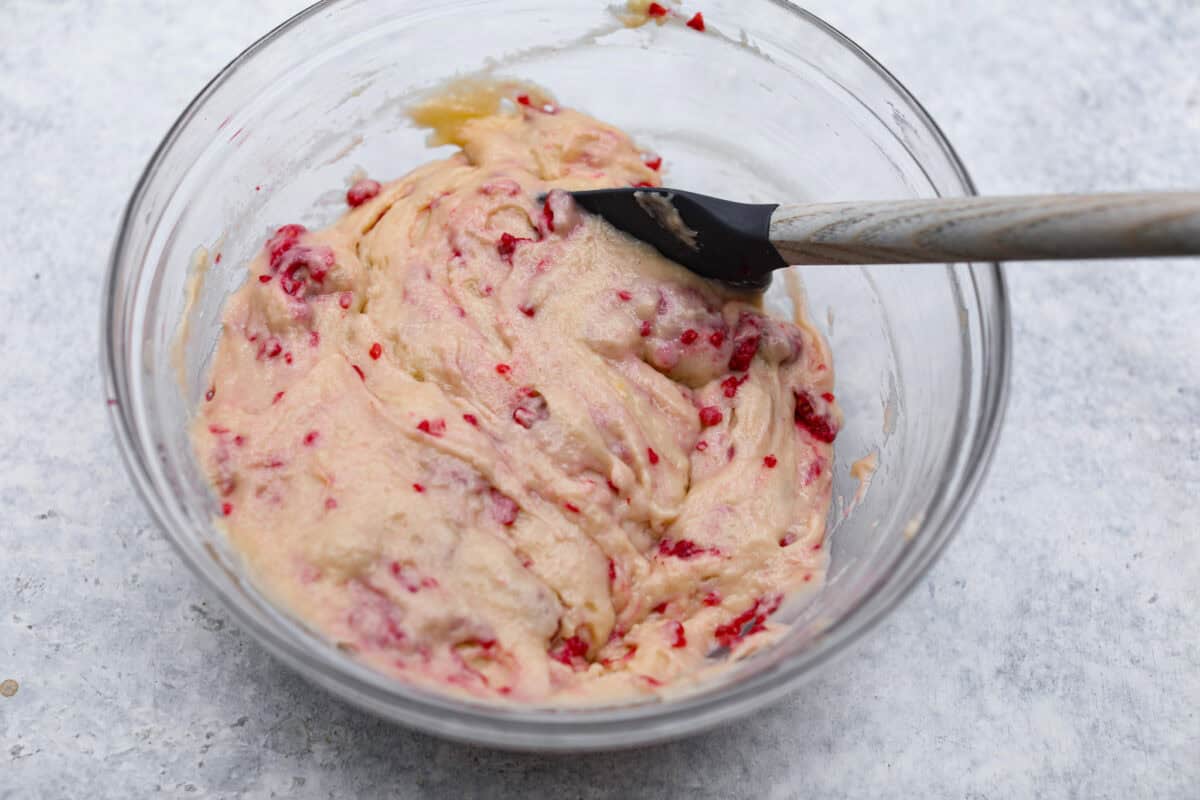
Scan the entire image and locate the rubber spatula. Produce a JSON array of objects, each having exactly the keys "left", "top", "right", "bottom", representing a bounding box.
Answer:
[{"left": 568, "top": 188, "right": 1200, "bottom": 289}]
